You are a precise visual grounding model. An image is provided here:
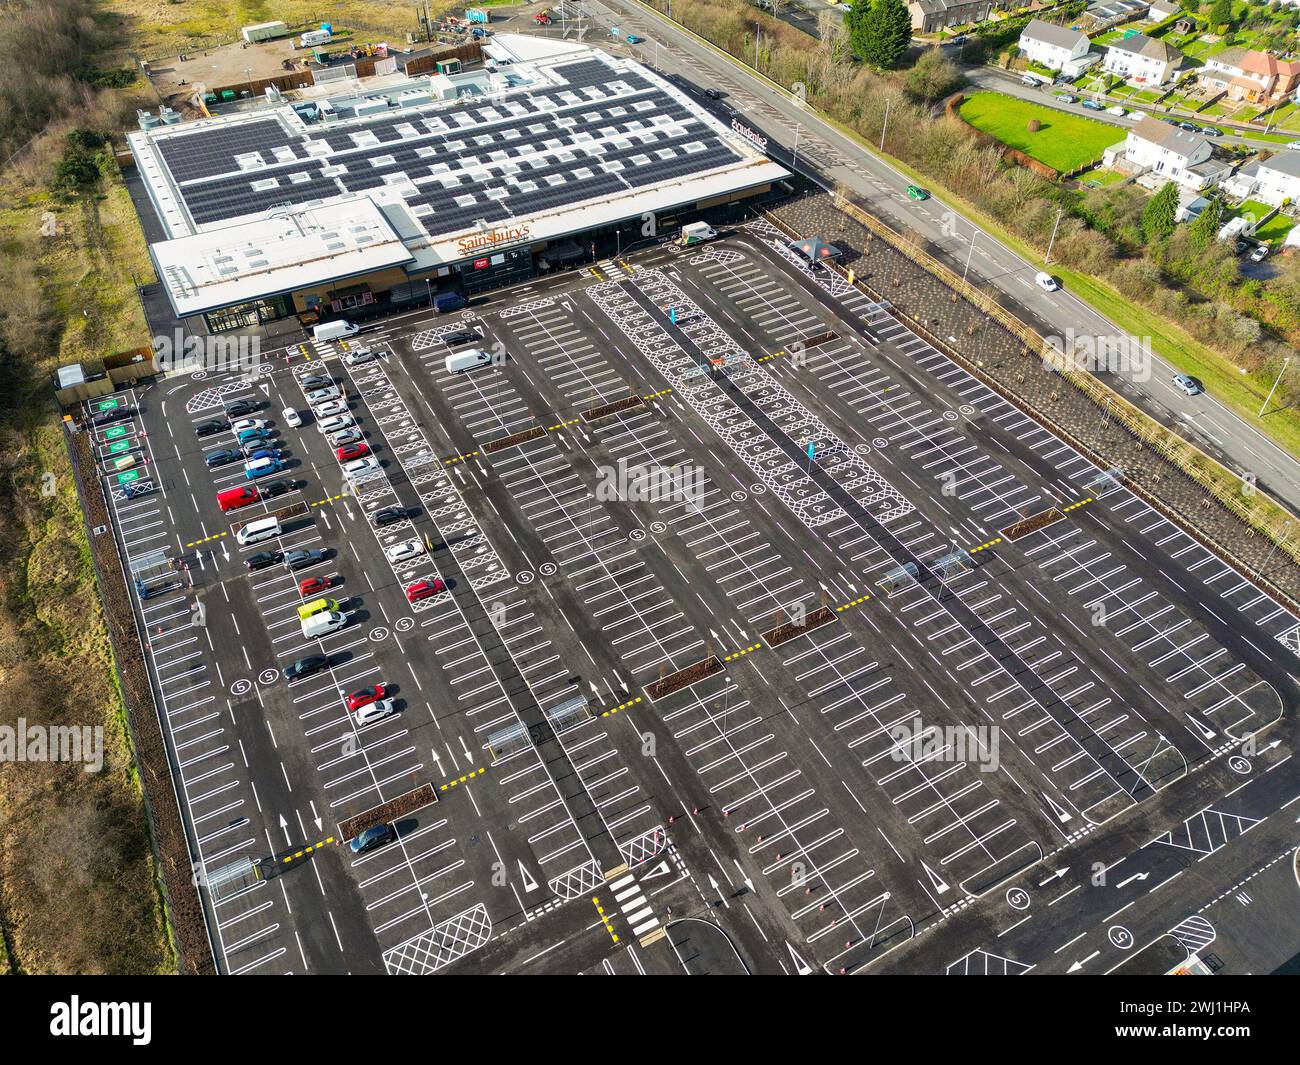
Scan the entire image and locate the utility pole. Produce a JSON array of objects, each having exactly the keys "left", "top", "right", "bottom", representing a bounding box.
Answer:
[
  {"left": 1259, "top": 355, "right": 1291, "bottom": 417},
  {"left": 793, "top": 122, "right": 801, "bottom": 170},
  {"left": 962, "top": 230, "right": 977, "bottom": 283},
  {"left": 1044, "top": 206, "right": 1064, "bottom": 266},
  {"left": 880, "top": 98, "right": 890, "bottom": 152}
]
